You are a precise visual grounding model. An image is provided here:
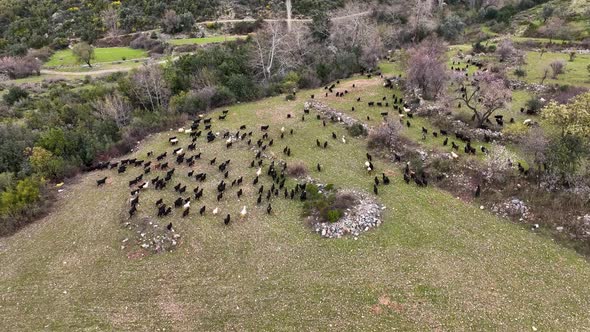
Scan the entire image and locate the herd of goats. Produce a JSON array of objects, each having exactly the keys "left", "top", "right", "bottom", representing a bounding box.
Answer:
[{"left": 92, "top": 68, "right": 524, "bottom": 230}]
